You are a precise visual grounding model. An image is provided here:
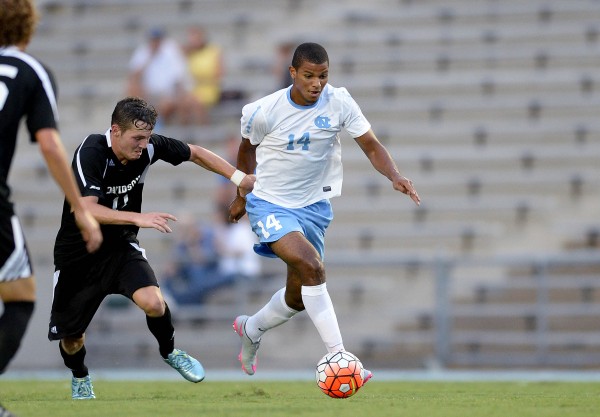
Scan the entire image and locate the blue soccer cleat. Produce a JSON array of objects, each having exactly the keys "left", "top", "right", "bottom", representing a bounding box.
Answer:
[
  {"left": 164, "top": 348, "right": 205, "bottom": 382},
  {"left": 71, "top": 375, "right": 95, "bottom": 400},
  {"left": 0, "top": 402, "right": 18, "bottom": 417}
]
